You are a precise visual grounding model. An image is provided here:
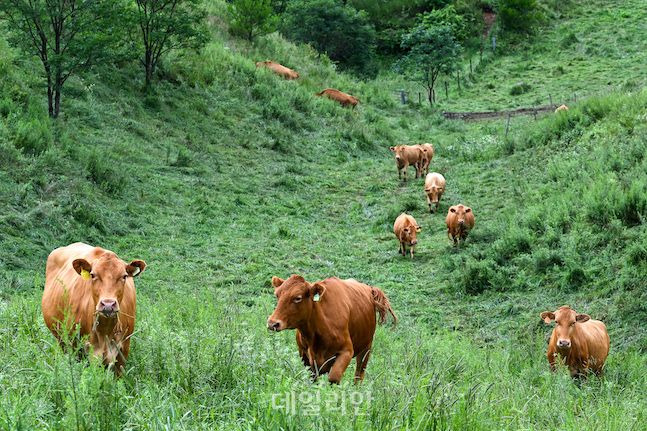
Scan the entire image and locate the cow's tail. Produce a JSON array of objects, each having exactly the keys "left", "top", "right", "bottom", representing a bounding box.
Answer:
[
  {"left": 372, "top": 287, "right": 397, "bottom": 327},
  {"left": 315, "top": 90, "right": 325, "bottom": 96}
]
